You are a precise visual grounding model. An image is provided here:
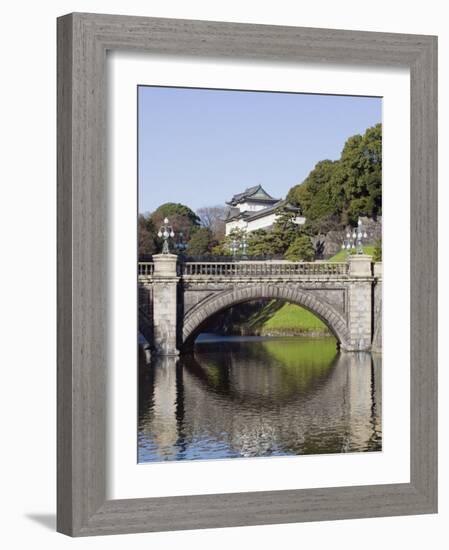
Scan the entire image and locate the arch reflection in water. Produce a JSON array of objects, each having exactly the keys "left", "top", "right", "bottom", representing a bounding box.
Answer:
[{"left": 138, "top": 337, "right": 382, "bottom": 463}]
